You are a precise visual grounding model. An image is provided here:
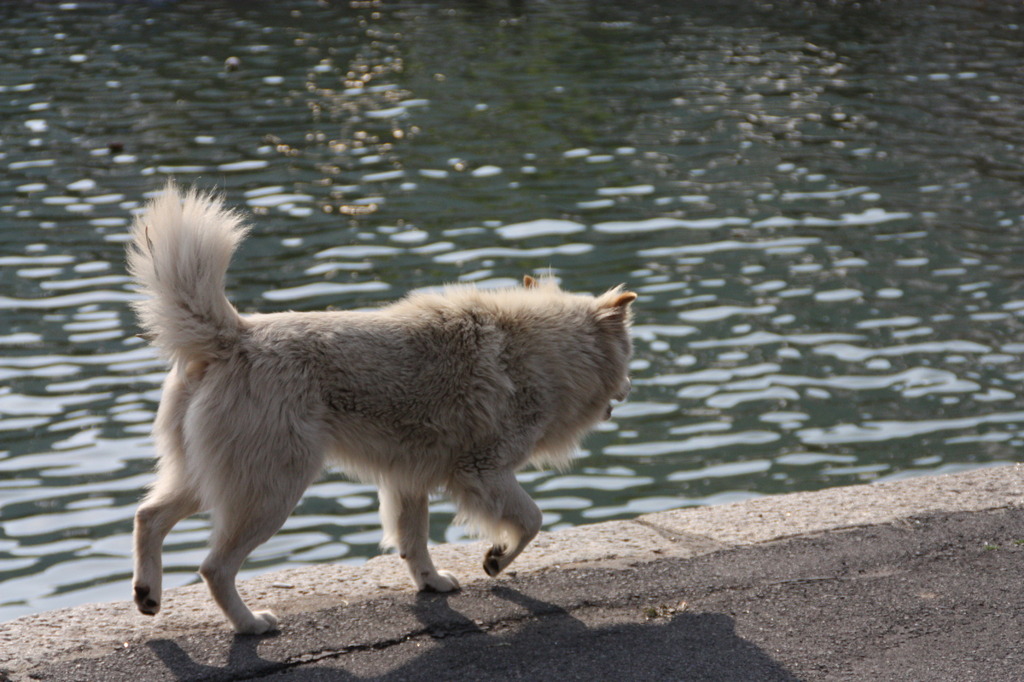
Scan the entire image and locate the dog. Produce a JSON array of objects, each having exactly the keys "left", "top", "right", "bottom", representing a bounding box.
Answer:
[{"left": 127, "top": 184, "right": 636, "bottom": 633}]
